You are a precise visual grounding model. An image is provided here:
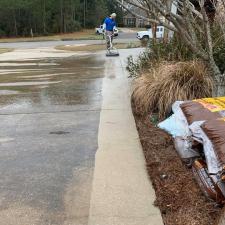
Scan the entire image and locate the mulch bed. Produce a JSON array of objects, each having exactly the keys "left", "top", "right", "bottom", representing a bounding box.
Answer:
[{"left": 133, "top": 110, "right": 222, "bottom": 225}]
